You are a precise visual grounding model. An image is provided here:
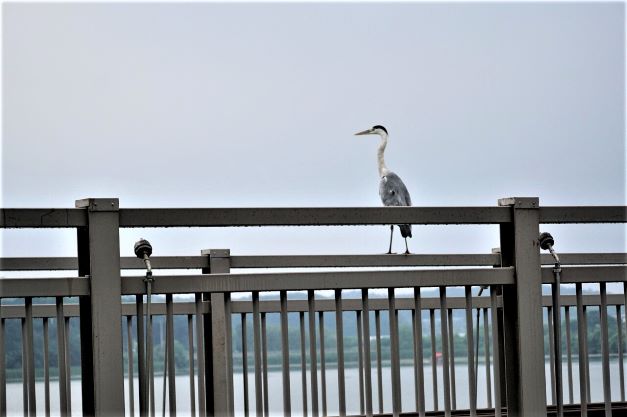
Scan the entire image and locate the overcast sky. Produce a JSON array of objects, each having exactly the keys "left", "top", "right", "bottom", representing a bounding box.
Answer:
[{"left": 2, "top": 2, "right": 625, "bottom": 260}]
